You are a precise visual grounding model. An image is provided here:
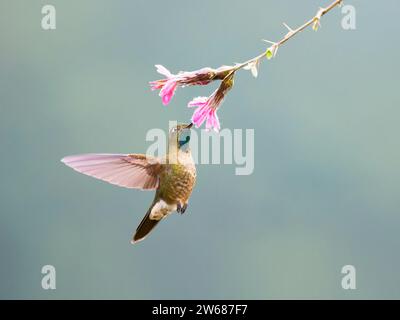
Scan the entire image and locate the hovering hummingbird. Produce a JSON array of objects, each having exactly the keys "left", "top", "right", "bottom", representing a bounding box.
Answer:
[{"left": 61, "top": 123, "right": 196, "bottom": 244}]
